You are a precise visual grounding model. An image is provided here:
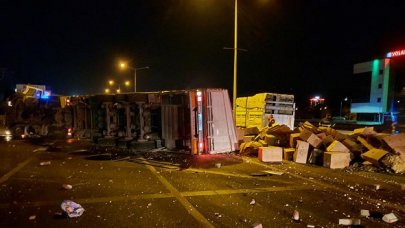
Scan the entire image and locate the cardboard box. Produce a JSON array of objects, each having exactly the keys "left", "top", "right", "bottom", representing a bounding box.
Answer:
[
  {"left": 243, "top": 135, "right": 255, "bottom": 143},
  {"left": 307, "top": 134, "right": 322, "bottom": 148},
  {"left": 352, "top": 127, "right": 375, "bottom": 136},
  {"left": 258, "top": 146, "right": 283, "bottom": 162},
  {"left": 322, "top": 135, "right": 335, "bottom": 147},
  {"left": 294, "top": 140, "right": 309, "bottom": 164},
  {"left": 283, "top": 148, "right": 295, "bottom": 161},
  {"left": 382, "top": 133, "right": 405, "bottom": 161},
  {"left": 308, "top": 149, "right": 324, "bottom": 165},
  {"left": 299, "top": 128, "right": 312, "bottom": 141},
  {"left": 264, "top": 134, "right": 276, "bottom": 146},
  {"left": 342, "top": 138, "right": 361, "bottom": 152},
  {"left": 361, "top": 149, "right": 388, "bottom": 166},
  {"left": 289, "top": 133, "right": 300, "bottom": 148},
  {"left": 323, "top": 152, "right": 350, "bottom": 169},
  {"left": 244, "top": 126, "right": 260, "bottom": 136},
  {"left": 317, "top": 132, "right": 327, "bottom": 140},
  {"left": 327, "top": 140, "right": 350, "bottom": 153},
  {"left": 357, "top": 136, "right": 375, "bottom": 150}
]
